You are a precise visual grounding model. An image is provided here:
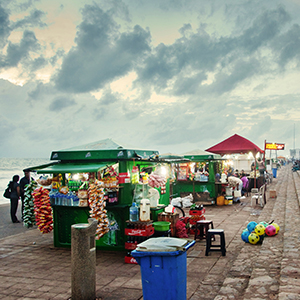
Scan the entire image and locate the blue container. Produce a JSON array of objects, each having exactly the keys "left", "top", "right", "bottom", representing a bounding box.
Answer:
[
  {"left": 129, "top": 202, "right": 139, "bottom": 222},
  {"left": 272, "top": 168, "right": 277, "bottom": 178},
  {"left": 131, "top": 238, "right": 195, "bottom": 300}
]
